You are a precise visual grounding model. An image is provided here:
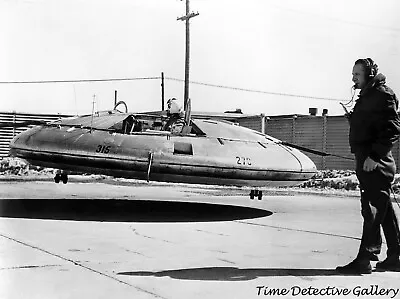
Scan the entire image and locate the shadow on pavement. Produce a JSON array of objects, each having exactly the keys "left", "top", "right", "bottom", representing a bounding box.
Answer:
[
  {"left": 118, "top": 267, "right": 361, "bottom": 281},
  {"left": 0, "top": 199, "right": 272, "bottom": 222}
]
